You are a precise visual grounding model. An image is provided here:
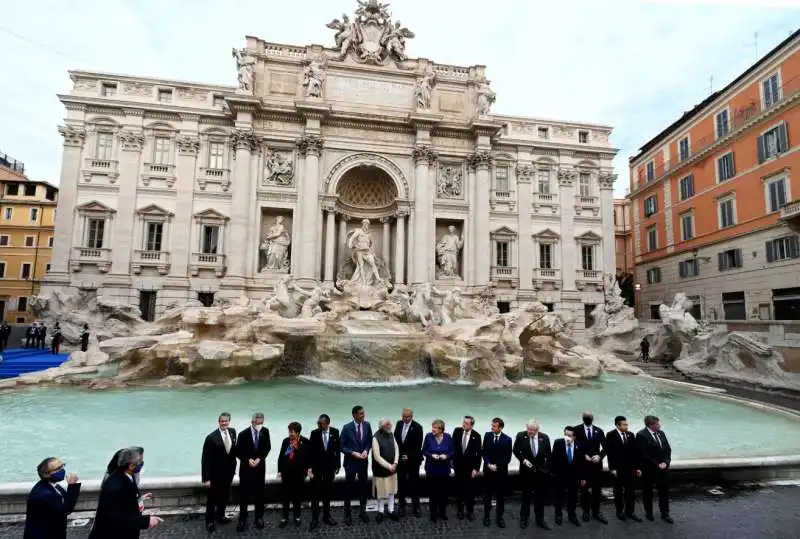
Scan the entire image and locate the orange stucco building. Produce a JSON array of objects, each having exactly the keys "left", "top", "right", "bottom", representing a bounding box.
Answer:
[
  {"left": 613, "top": 198, "right": 633, "bottom": 274},
  {"left": 629, "top": 30, "right": 800, "bottom": 321}
]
